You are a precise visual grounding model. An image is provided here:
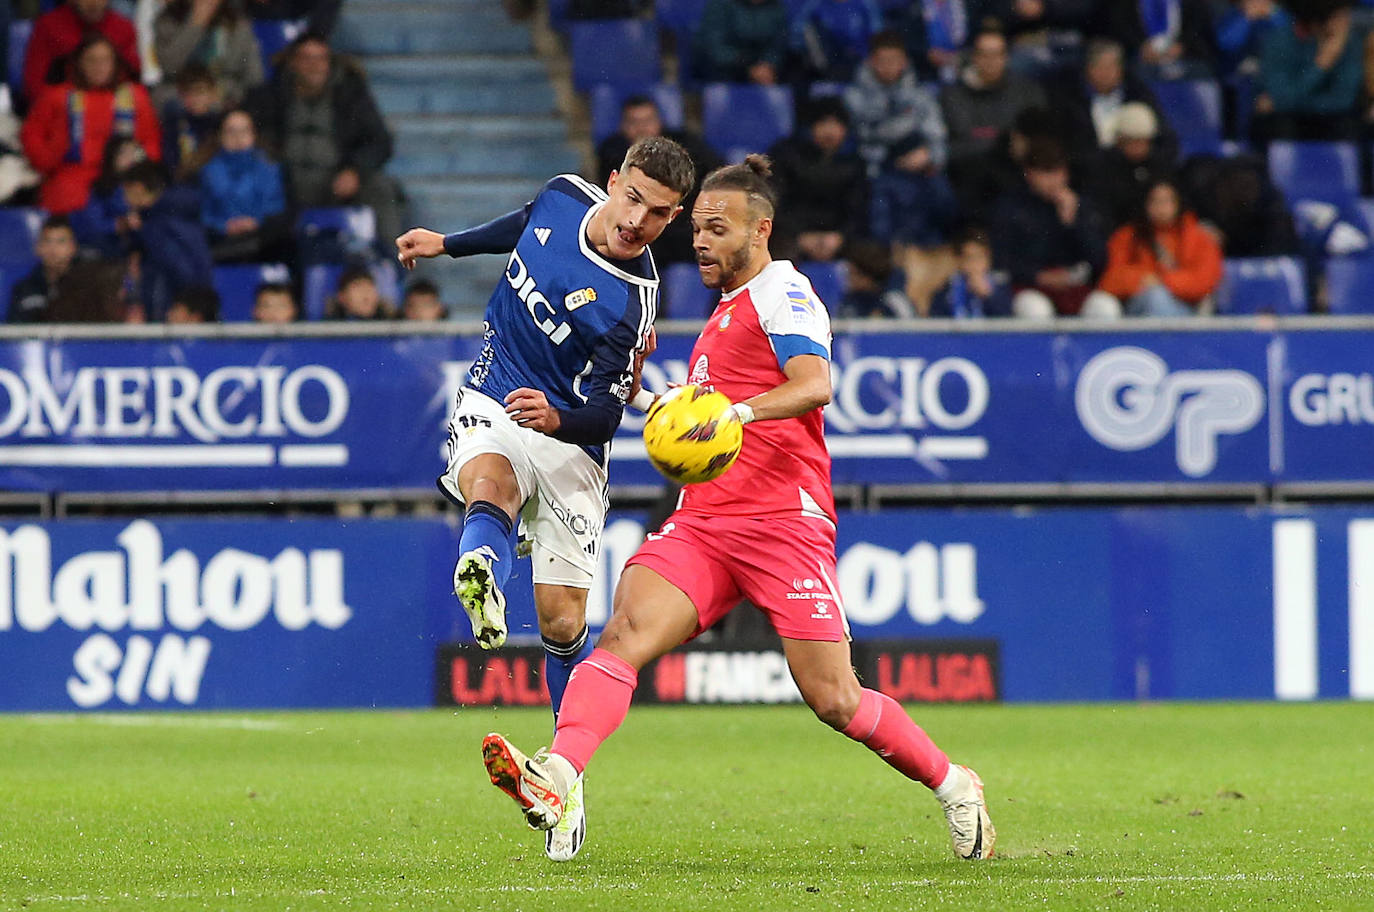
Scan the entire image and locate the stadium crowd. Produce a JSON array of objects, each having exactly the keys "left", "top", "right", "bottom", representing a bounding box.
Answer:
[
  {"left": 2, "top": 0, "right": 1372, "bottom": 322},
  {"left": 0, "top": 0, "right": 419, "bottom": 324},
  {"left": 580, "top": 0, "right": 1374, "bottom": 317}
]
